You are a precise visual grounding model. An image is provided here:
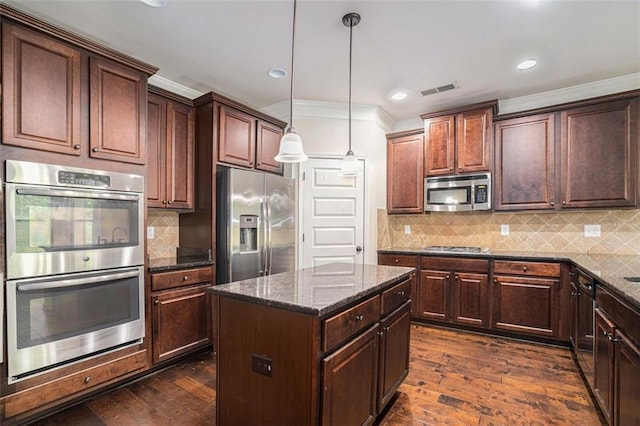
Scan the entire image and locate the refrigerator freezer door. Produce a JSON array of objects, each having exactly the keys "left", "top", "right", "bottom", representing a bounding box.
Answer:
[
  {"left": 265, "top": 174, "right": 296, "bottom": 275},
  {"left": 229, "top": 168, "right": 265, "bottom": 282}
]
